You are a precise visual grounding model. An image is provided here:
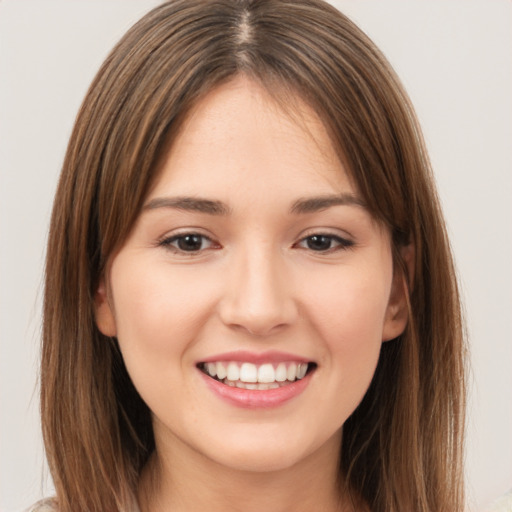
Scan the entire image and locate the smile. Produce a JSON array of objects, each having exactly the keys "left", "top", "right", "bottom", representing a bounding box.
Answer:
[{"left": 198, "top": 361, "right": 312, "bottom": 390}]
